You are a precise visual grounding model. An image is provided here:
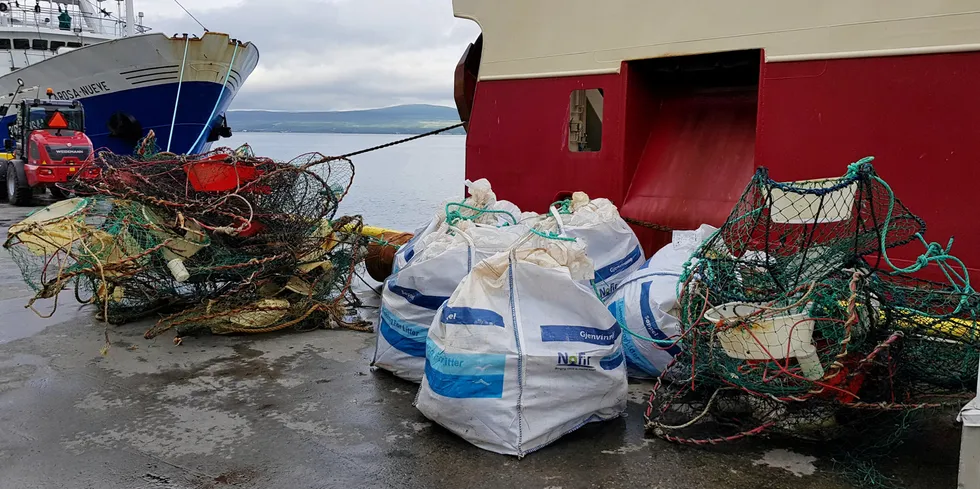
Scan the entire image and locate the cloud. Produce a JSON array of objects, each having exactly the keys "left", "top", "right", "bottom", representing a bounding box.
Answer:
[{"left": 136, "top": 0, "right": 481, "bottom": 110}]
